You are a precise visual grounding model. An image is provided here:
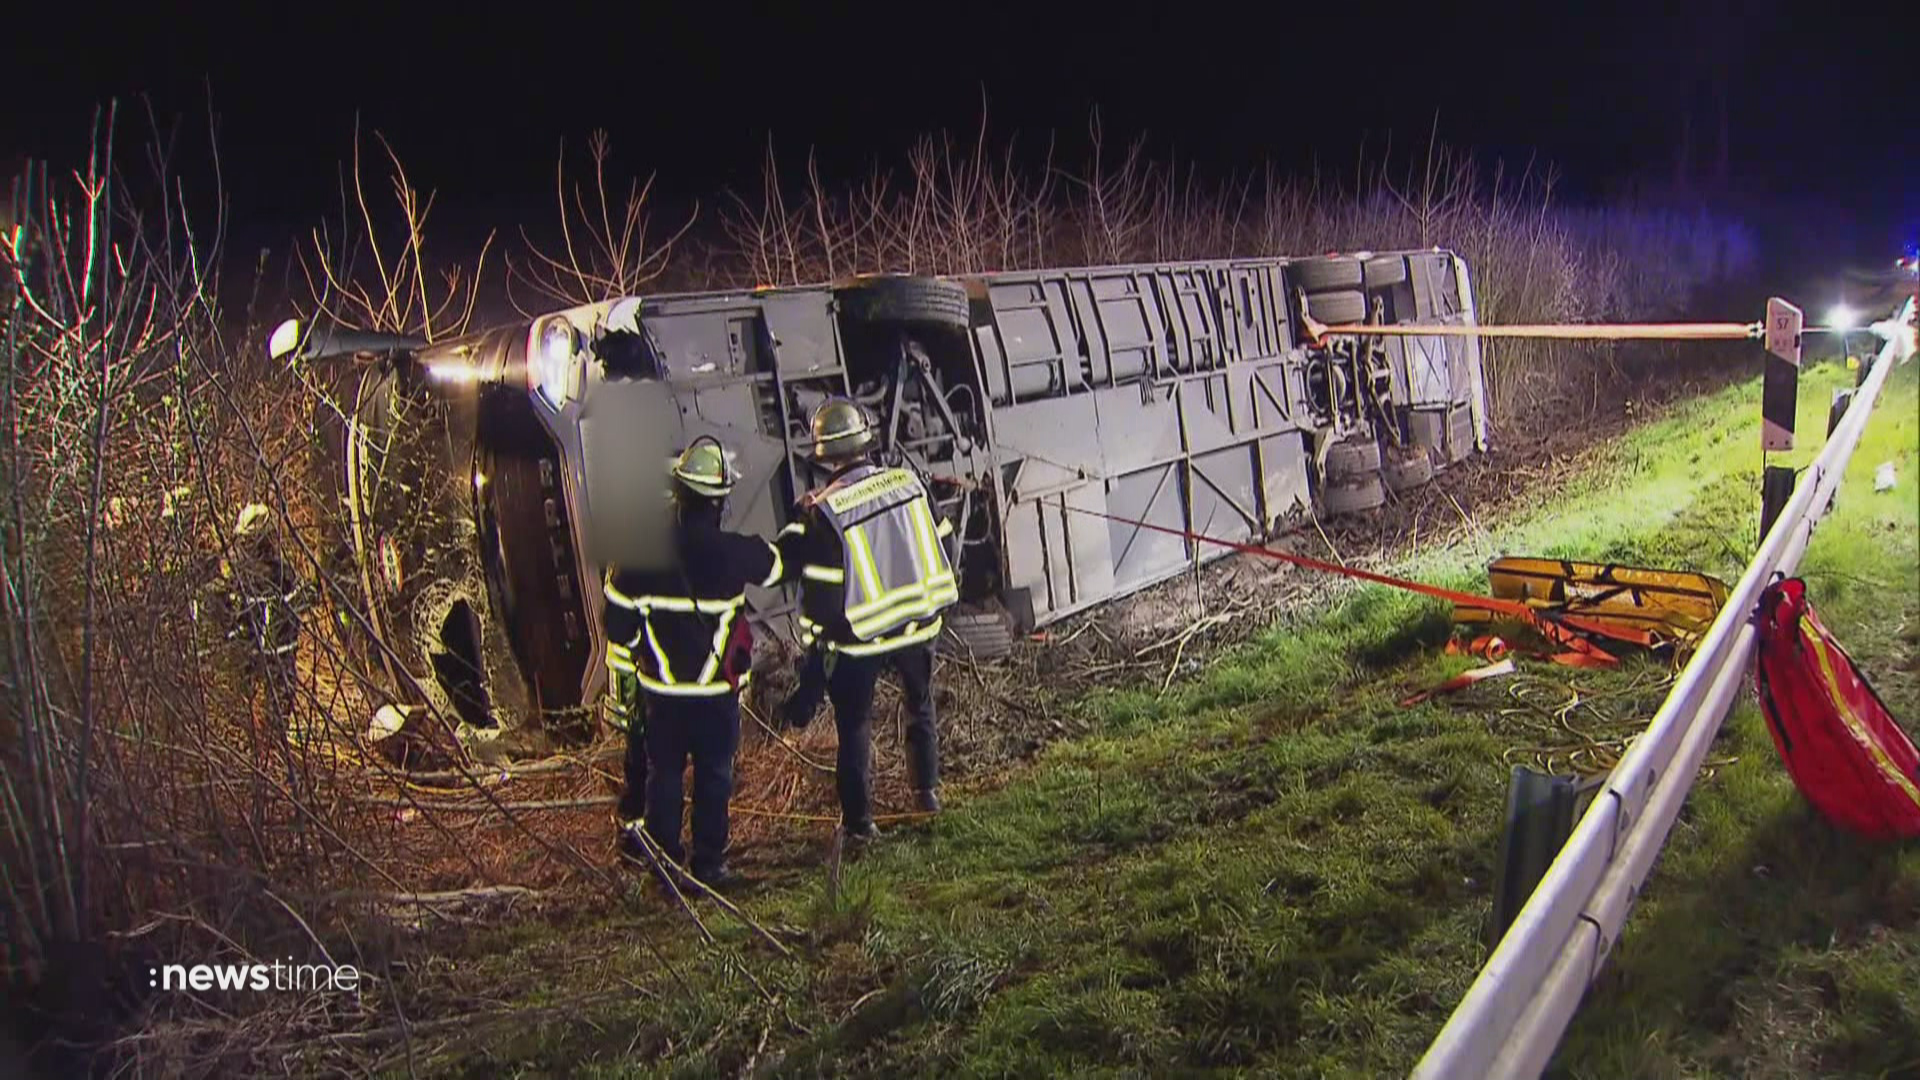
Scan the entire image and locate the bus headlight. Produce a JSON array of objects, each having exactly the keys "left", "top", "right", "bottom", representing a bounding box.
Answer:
[
  {"left": 531, "top": 317, "right": 582, "bottom": 406},
  {"left": 268, "top": 318, "right": 303, "bottom": 362}
]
